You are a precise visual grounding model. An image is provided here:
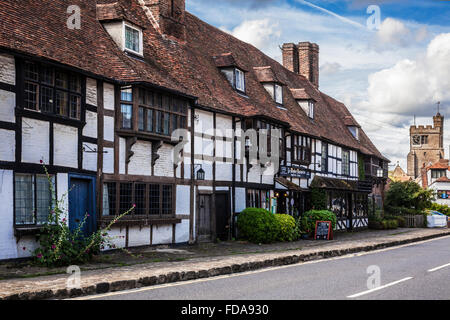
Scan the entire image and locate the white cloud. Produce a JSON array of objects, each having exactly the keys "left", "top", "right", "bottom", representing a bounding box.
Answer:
[
  {"left": 320, "top": 62, "right": 342, "bottom": 75},
  {"left": 221, "top": 19, "right": 281, "bottom": 51}
]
